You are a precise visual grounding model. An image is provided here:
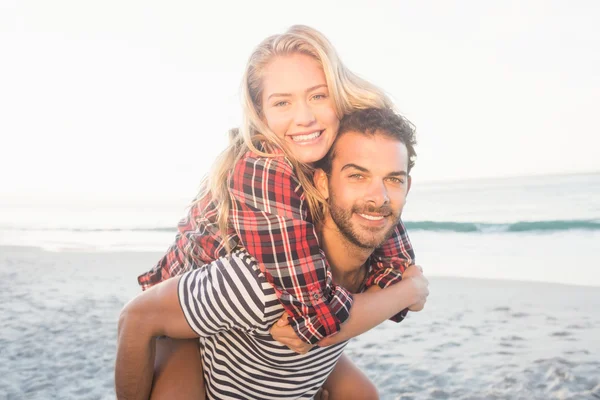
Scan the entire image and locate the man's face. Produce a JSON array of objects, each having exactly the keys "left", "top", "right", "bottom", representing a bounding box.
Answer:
[{"left": 319, "top": 131, "right": 411, "bottom": 250}]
